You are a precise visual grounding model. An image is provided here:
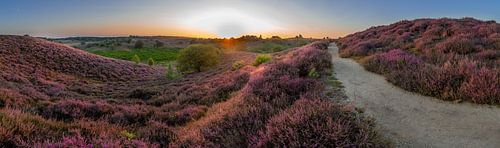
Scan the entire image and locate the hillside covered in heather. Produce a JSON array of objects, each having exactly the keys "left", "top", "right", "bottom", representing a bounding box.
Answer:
[
  {"left": 337, "top": 18, "right": 499, "bottom": 104},
  {"left": 0, "top": 36, "right": 385, "bottom": 147}
]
